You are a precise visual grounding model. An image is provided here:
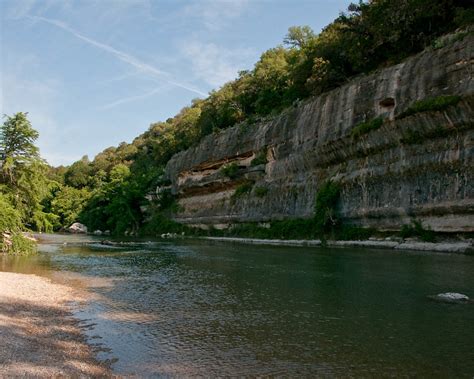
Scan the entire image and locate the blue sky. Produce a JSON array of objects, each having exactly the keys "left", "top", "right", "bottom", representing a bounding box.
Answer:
[{"left": 1, "top": 0, "right": 349, "bottom": 166}]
